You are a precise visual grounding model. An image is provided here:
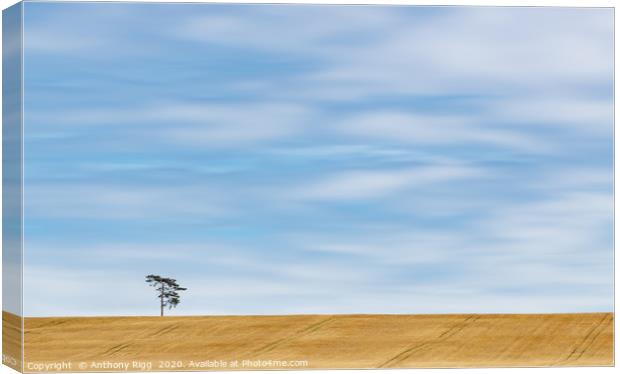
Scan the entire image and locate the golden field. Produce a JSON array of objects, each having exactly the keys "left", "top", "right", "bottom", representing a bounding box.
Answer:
[{"left": 3, "top": 311, "right": 614, "bottom": 371}]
